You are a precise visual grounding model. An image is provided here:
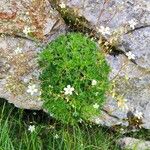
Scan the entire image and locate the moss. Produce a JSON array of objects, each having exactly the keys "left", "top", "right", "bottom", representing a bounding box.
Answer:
[{"left": 39, "top": 32, "right": 110, "bottom": 125}]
